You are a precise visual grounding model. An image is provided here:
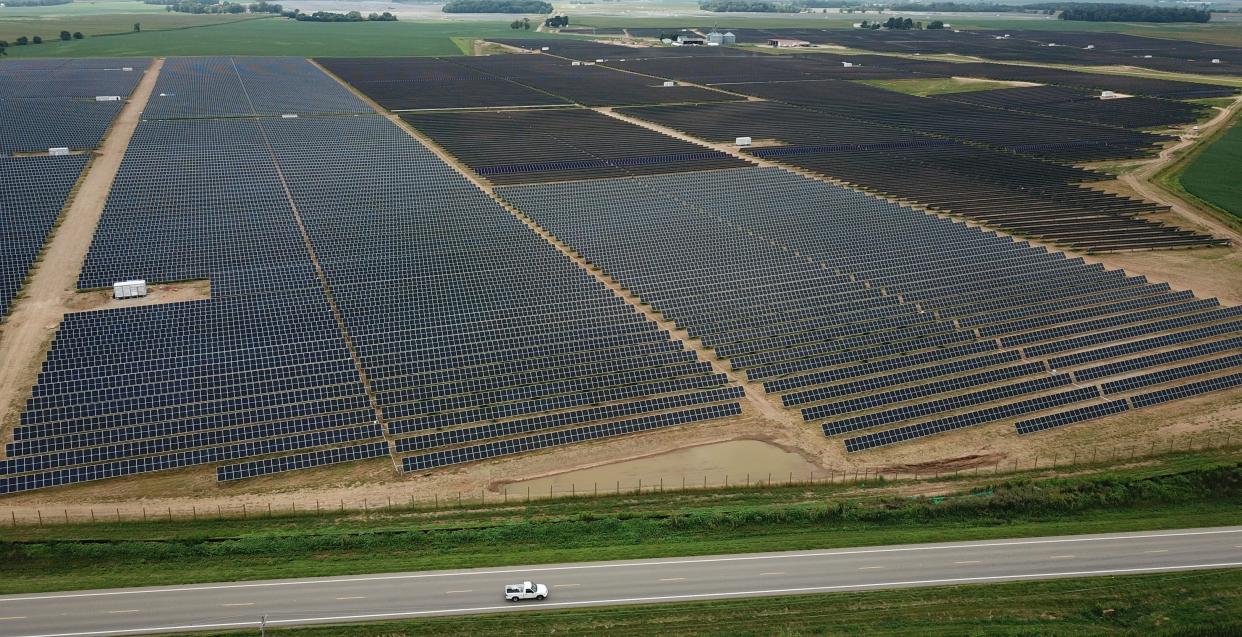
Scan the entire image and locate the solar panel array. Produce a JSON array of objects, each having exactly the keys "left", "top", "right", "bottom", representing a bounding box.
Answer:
[
  {"left": 1, "top": 59, "right": 150, "bottom": 321},
  {"left": 622, "top": 100, "right": 1224, "bottom": 252},
  {"left": 0, "top": 156, "right": 89, "bottom": 321},
  {"left": 498, "top": 166, "right": 1242, "bottom": 453},
  {"left": 5, "top": 56, "right": 744, "bottom": 493},
  {"left": 936, "top": 85, "right": 1205, "bottom": 130},
  {"left": 141, "top": 56, "right": 370, "bottom": 119},
  {"left": 747, "top": 28, "right": 1242, "bottom": 78},
  {"left": 0, "top": 58, "right": 148, "bottom": 153},
  {"left": 319, "top": 54, "right": 737, "bottom": 110},
  {"left": 402, "top": 108, "right": 748, "bottom": 184}
]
